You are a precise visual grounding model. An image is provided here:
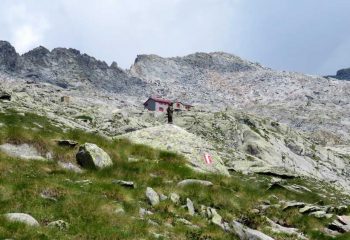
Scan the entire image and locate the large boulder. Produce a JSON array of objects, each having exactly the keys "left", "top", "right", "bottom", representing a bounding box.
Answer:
[
  {"left": 76, "top": 143, "right": 113, "bottom": 169},
  {"left": 4, "top": 213, "right": 39, "bottom": 226}
]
